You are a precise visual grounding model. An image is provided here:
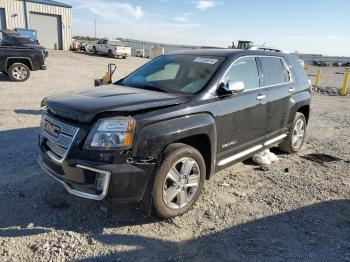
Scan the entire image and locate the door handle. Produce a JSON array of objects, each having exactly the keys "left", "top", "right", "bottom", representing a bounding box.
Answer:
[
  {"left": 288, "top": 87, "right": 295, "bottom": 92},
  {"left": 256, "top": 94, "right": 266, "bottom": 101}
]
